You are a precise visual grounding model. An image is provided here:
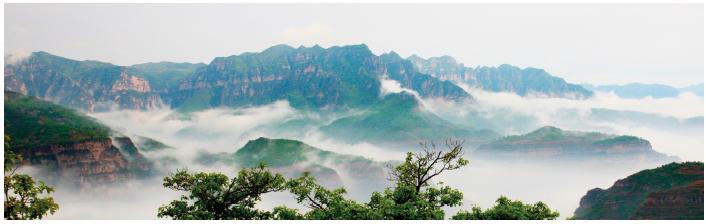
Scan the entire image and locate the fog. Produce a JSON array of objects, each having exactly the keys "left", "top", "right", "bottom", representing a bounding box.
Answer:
[
  {"left": 424, "top": 84, "right": 704, "bottom": 162},
  {"left": 32, "top": 83, "right": 703, "bottom": 219}
]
